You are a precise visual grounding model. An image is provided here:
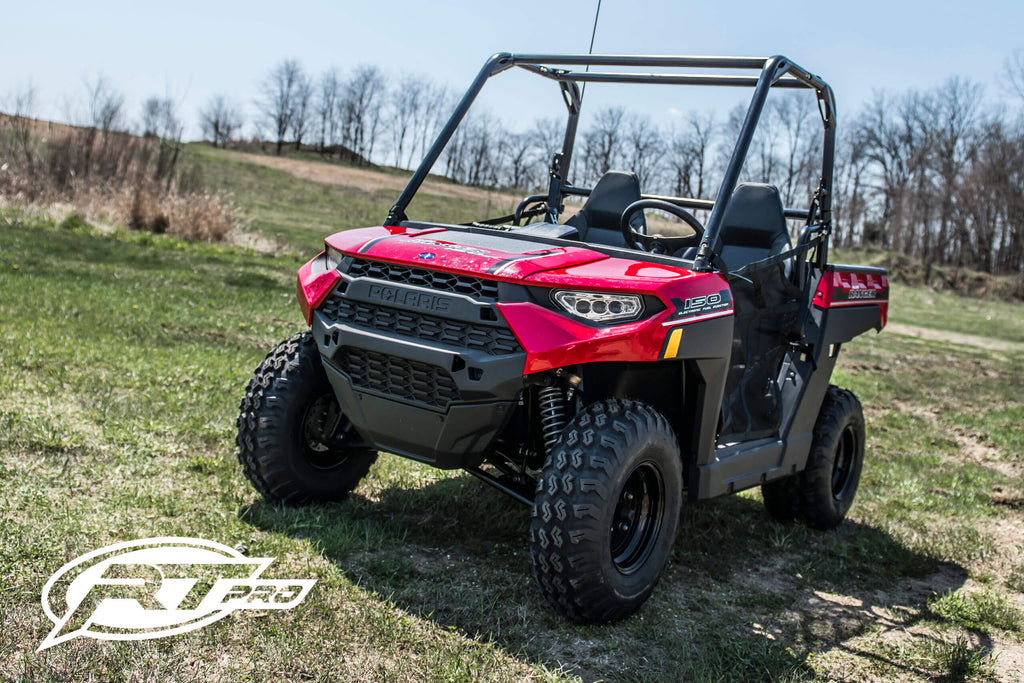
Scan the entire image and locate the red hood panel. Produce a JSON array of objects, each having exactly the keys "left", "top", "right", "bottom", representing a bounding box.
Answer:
[
  {"left": 523, "top": 257, "right": 699, "bottom": 292},
  {"left": 325, "top": 226, "right": 607, "bottom": 279}
]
